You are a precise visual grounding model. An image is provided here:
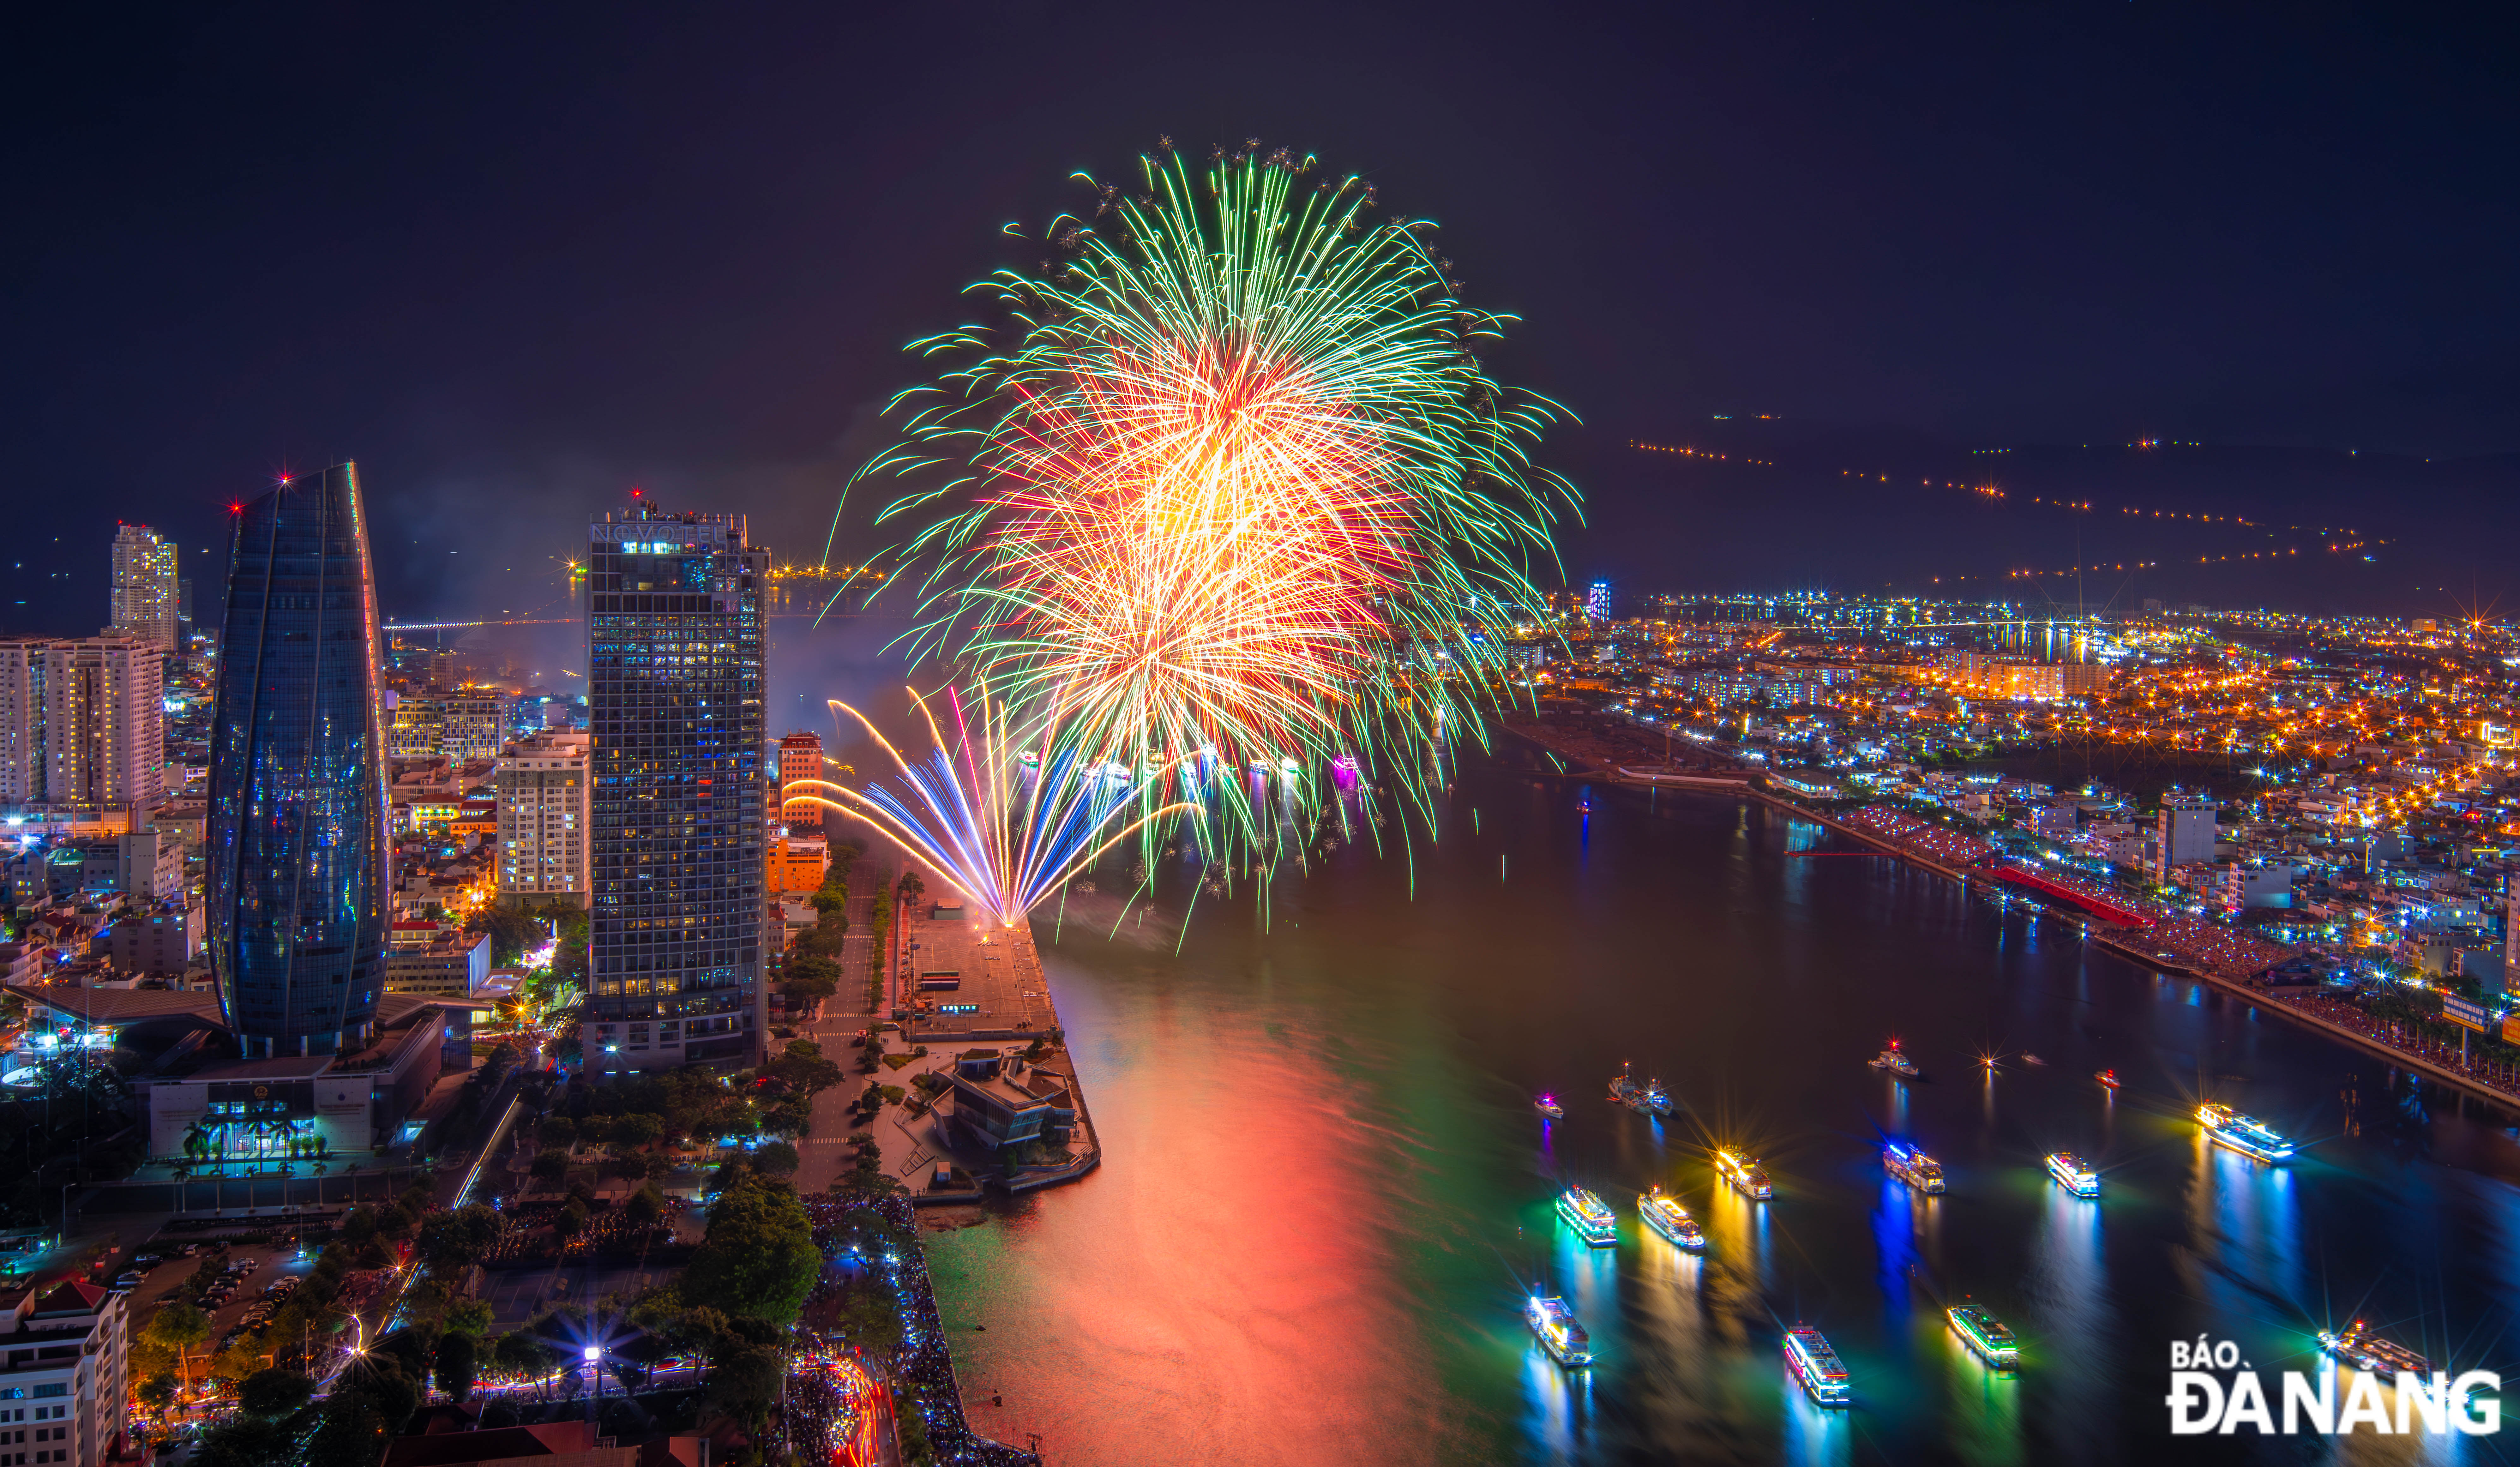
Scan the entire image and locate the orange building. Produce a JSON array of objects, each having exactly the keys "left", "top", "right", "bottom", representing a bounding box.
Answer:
[
  {"left": 779, "top": 731, "right": 824, "bottom": 828},
  {"left": 771, "top": 834, "right": 829, "bottom": 896}
]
